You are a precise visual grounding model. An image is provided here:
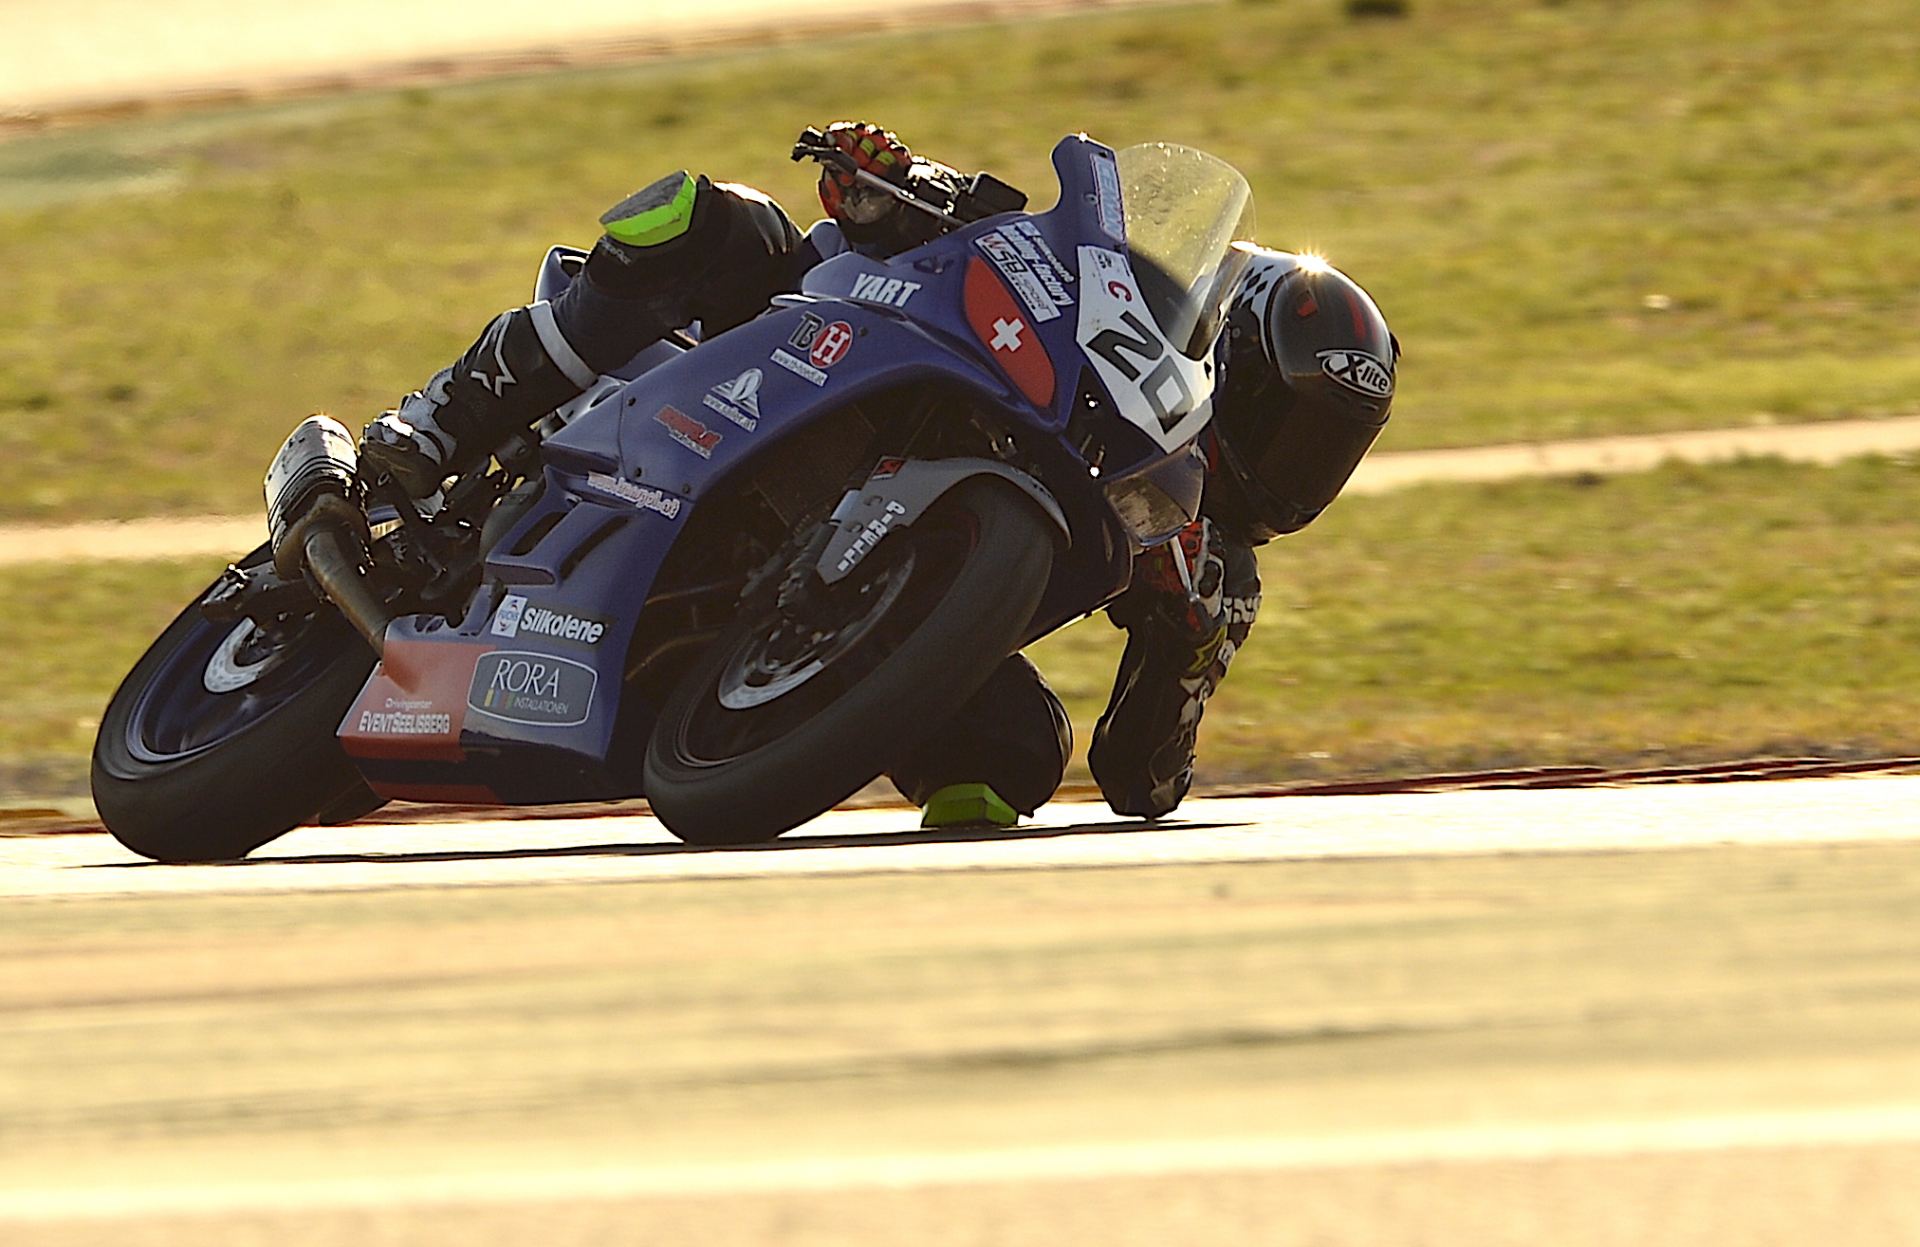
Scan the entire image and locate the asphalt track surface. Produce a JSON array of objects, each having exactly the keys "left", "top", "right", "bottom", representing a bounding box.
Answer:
[
  {"left": 7, "top": 777, "right": 1920, "bottom": 1244},
  {"left": 8, "top": 774, "right": 1920, "bottom": 899}
]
